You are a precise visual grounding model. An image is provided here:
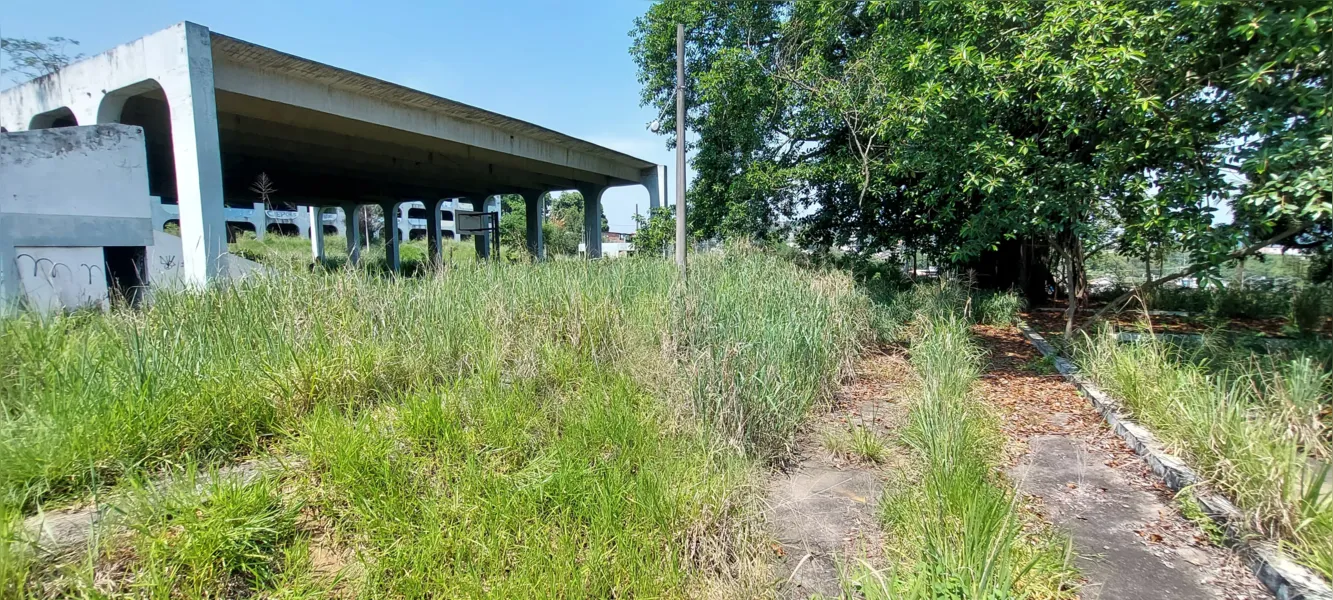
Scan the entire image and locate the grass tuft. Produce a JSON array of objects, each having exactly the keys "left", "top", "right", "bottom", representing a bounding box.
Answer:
[{"left": 864, "top": 285, "right": 1077, "bottom": 599}]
